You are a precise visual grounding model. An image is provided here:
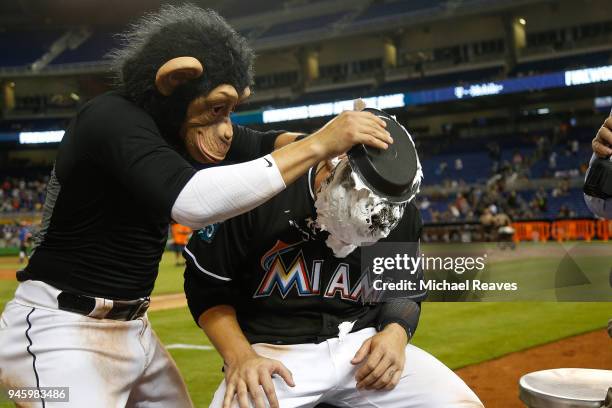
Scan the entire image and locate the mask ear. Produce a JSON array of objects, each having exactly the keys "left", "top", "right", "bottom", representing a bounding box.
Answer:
[{"left": 155, "top": 57, "right": 204, "bottom": 96}]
